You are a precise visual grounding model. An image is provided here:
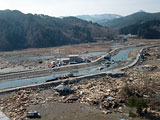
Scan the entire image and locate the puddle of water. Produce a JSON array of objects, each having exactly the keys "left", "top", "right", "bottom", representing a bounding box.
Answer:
[{"left": 0, "top": 47, "right": 139, "bottom": 90}]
